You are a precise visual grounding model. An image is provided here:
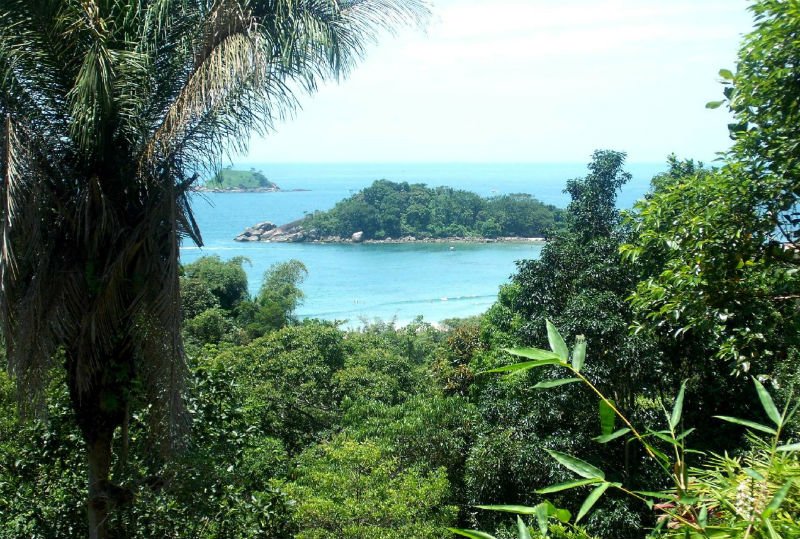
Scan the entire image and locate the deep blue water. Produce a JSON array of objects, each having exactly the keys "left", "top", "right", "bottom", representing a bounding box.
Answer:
[{"left": 181, "top": 162, "right": 663, "bottom": 325}]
